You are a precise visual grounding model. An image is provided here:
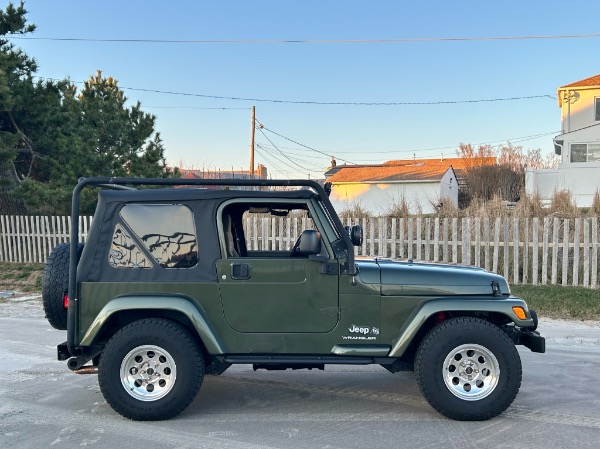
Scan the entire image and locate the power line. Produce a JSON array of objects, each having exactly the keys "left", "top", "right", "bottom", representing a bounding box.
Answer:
[
  {"left": 559, "top": 122, "right": 600, "bottom": 135},
  {"left": 7, "top": 33, "right": 600, "bottom": 43},
  {"left": 32, "top": 76, "right": 556, "bottom": 106},
  {"left": 110, "top": 89, "right": 559, "bottom": 106},
  {"left": 335, "top": 131, "right": 560, "bottom": 156},
  {"left": 257, "top": 121, "right": 357, "bottom": 165},
  {"left": 144, "top": 106, "right": 250, "bottom": 110},
  {"left": 255, "top": 127, "right": 315, "bottom": 172},
  {"left": 256, "top": 144, "right": 322, "bottom": 176}
]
